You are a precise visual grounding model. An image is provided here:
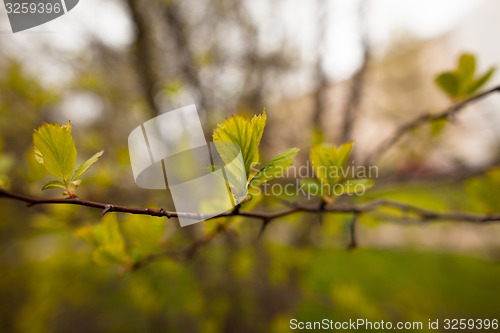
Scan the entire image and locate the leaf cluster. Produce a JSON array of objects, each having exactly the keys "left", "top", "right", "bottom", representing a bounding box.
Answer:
[
  {"left": 301, "top": 142, "right": 373, "bottom": 204},
  {"left": 213, "top": 110, "right": 301, "bottom": 199},
  {"left": 435, "top": 53, "right": 495, "bottom": 100}
]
